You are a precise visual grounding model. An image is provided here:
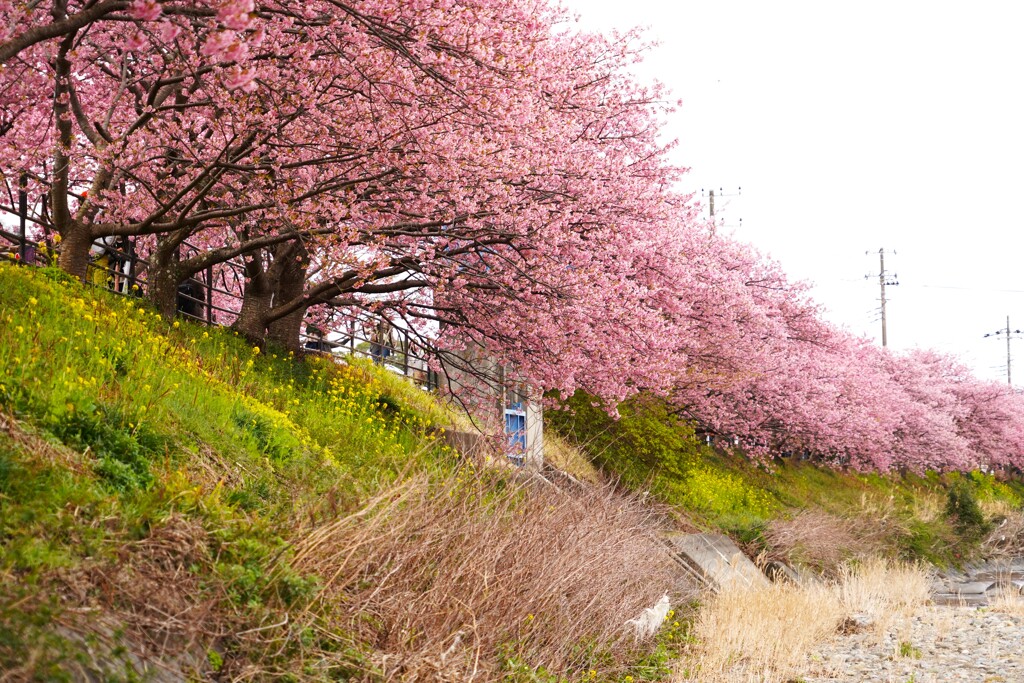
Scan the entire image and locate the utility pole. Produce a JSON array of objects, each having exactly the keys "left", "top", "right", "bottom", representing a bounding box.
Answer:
[
  {"left": 866, "top": 248, "right": 899, "bottom": 347},
  {"left": 703, "top": 187, "right": 741, "bottom": 231},
  {"left": 983, "top": 316, "right": 1021, "bottom": 386}
]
